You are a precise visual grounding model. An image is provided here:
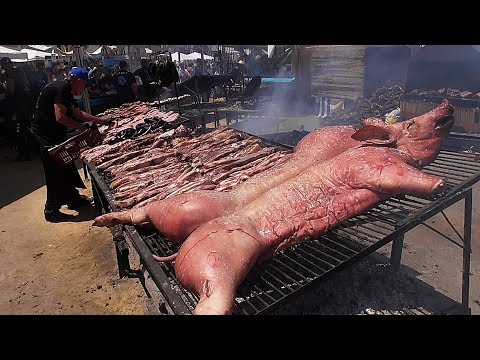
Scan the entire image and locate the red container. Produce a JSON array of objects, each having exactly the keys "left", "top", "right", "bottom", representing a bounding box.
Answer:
[{"left": 48, "top": 126, "right": 102, "bottom": 166}]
